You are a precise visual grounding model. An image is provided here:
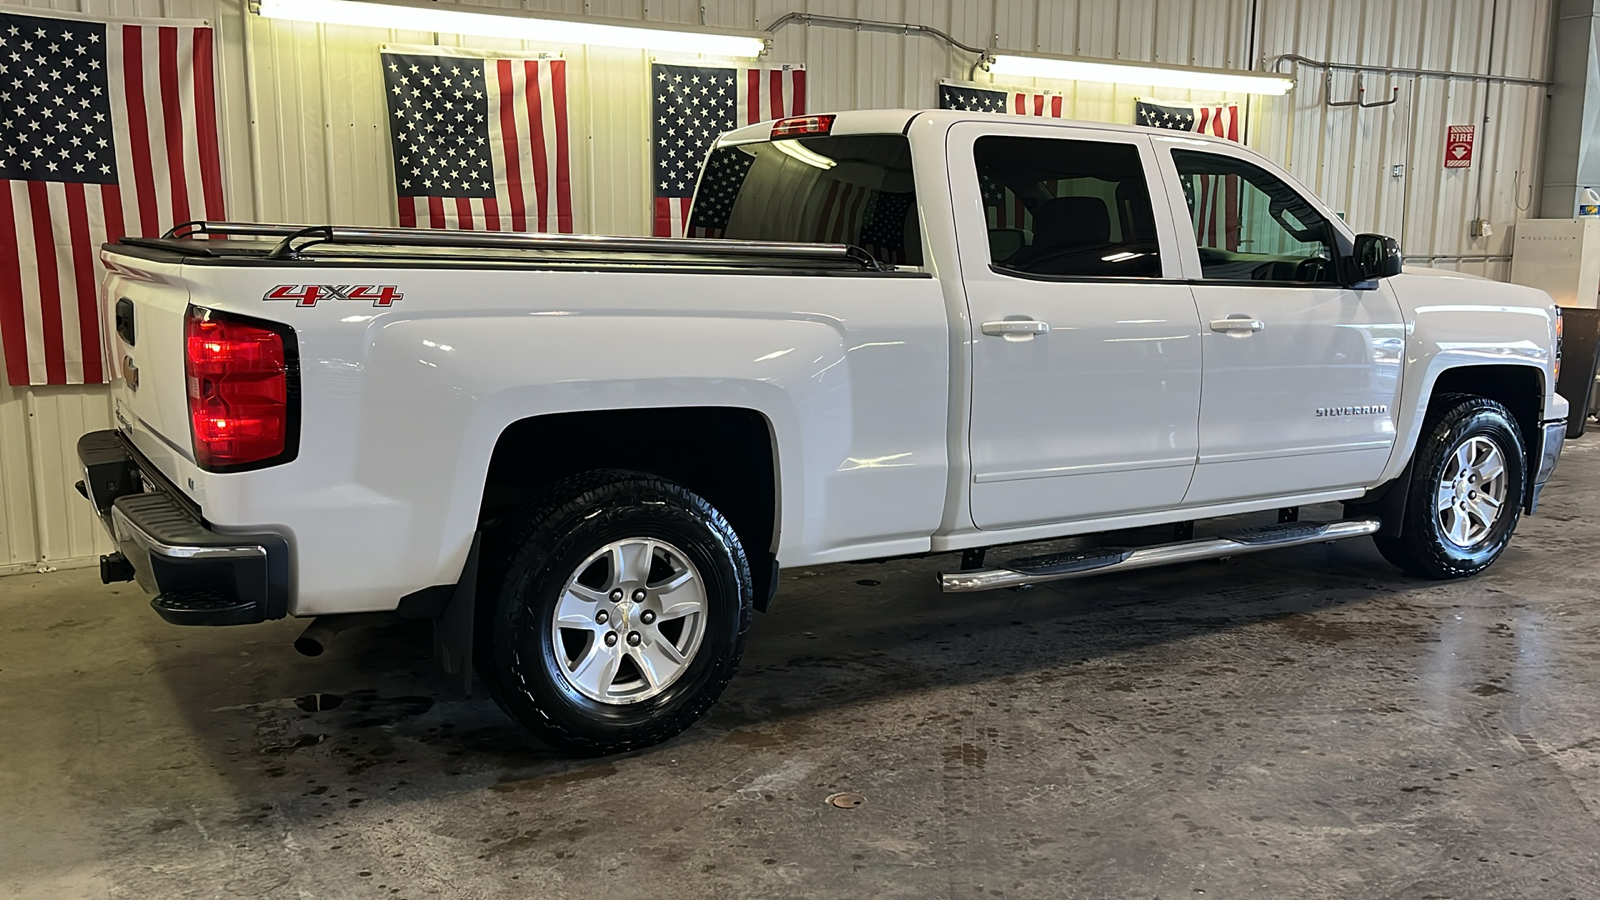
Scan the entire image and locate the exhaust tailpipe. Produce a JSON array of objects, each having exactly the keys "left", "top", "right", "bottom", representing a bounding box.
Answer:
[{"left": 294, "top": 614, "right": 370, "bottom": 657}]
